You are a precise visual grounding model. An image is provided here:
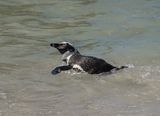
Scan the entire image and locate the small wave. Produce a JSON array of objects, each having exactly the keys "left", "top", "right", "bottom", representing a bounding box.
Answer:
[
  {"left": 126, "top": 64, "right": 135, "bottom": 68},
  {"left": 128, "top": 65, "right": 160, "bottom": 83},
  {"left": 0, "top": 92, "right": 7, "bottom": 99}
]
